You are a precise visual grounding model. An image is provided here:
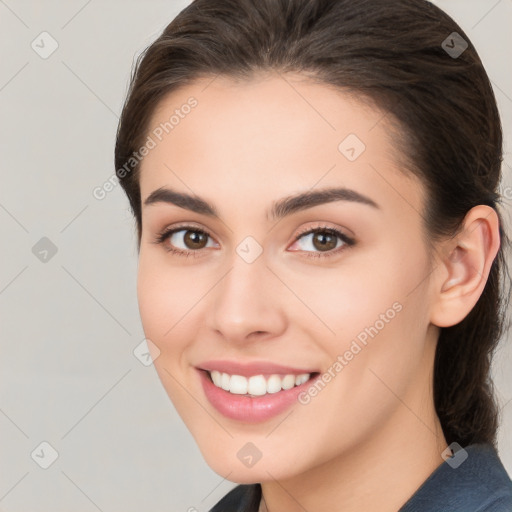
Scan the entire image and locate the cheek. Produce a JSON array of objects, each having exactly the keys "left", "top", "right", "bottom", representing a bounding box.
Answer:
[
  {"left": 327, "top": 249, "right": 432, "bottom": 403},
  {"left": 136, "top": 257, "right": 201, "bottom": 413},
  {"left": 297, "top": 241, "right": 432, "bottom": 395},
  {"left": 136, "top": 256, "right": 195, "bottom": 380},
  {"left": 281, "top": 248, "right": 414, "bottom": 349},
  {"left": 137, "top": 265, "right": 170, "bottom": 341},
  {"left": 136, "top": 252, "right": 198, "bottom": 340}
]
